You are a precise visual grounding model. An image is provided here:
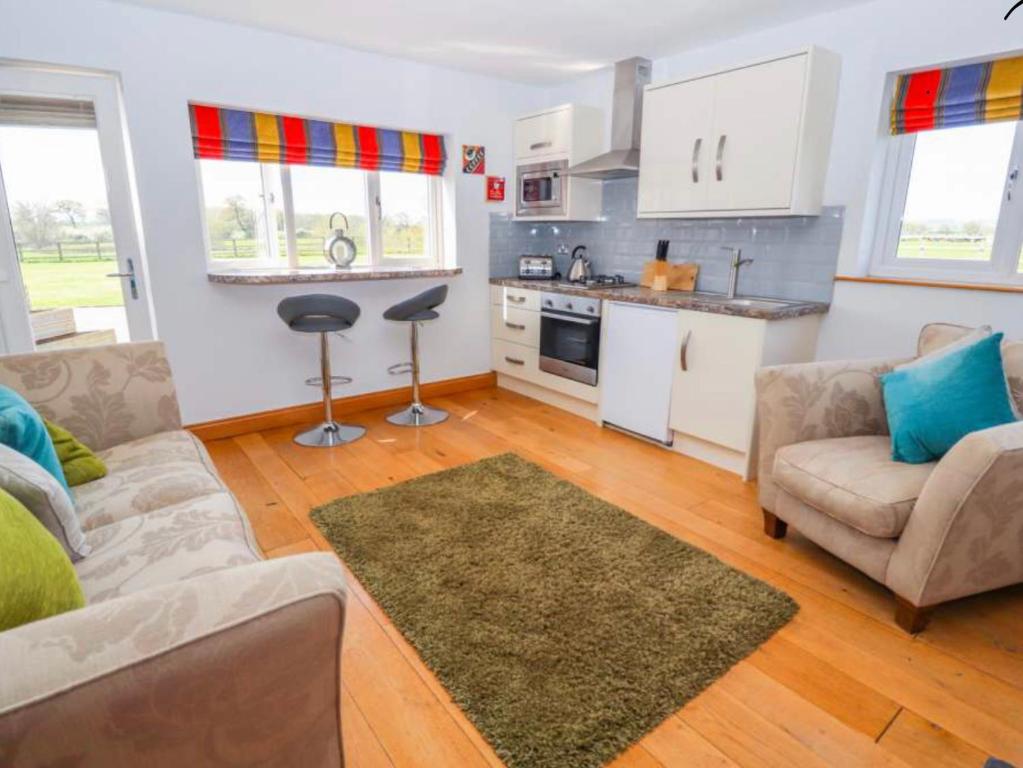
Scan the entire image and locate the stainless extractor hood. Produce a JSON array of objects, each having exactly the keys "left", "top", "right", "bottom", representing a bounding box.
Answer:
[{"left": 566, "top": 57, "right": 651, "bottom": 180}]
